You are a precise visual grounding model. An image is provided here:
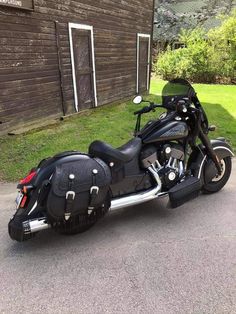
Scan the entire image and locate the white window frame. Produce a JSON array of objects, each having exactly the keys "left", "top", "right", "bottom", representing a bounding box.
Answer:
[
  {"left": 136, "top": 33, "right": 151, "bottom": 94},
  {"left": 68, "top": 23, "right": 97, "bottom": 111}
]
